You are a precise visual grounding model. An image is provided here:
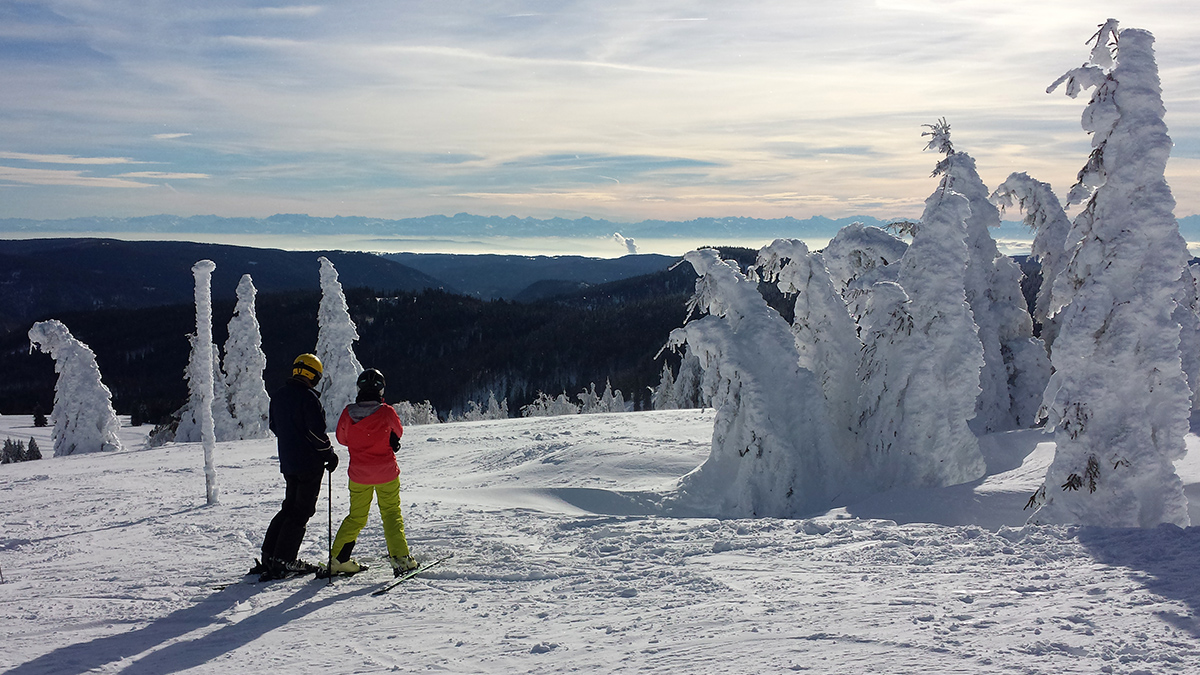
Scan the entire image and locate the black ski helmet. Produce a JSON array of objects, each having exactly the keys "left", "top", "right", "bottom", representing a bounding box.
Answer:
[{"left": 356, "top": 368, "right": 386, "bottom": 394}]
